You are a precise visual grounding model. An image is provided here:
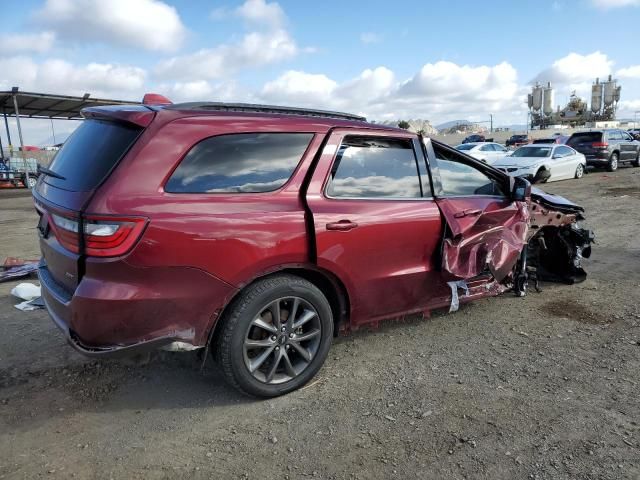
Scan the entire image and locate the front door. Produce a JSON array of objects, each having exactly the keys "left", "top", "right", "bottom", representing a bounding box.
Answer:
[
  {"left": 427, "top": 140, "right": 529, "bottom": 282},
  {"left": 305, "top": 130, "right": 445, "bottom": 326}
]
